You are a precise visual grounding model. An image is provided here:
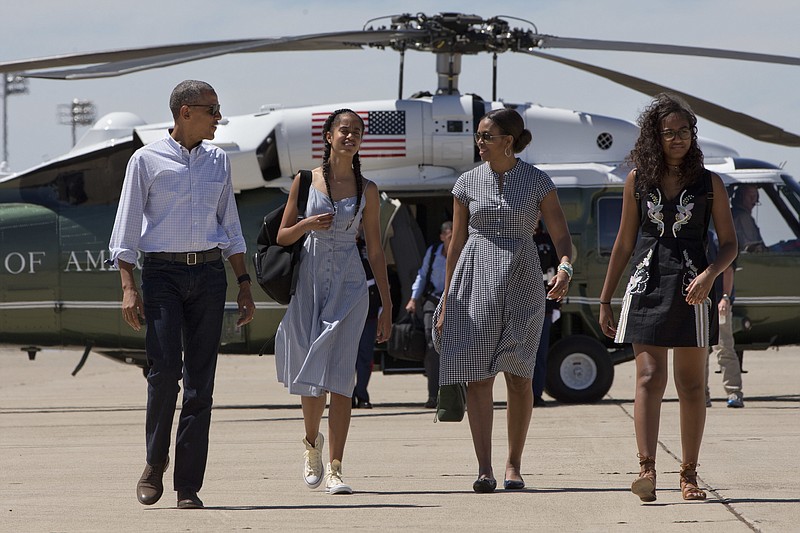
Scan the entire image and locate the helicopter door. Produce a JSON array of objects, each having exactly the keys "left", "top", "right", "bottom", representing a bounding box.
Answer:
[
  {"left": 430, "top": 95, "right": 480, "bottom": 169},
  {"left": 0, "top": 204, "right": 60, "bottom": 344},
  {"left": 379, "top": 193, "right": 426, "bottom": 313}
]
